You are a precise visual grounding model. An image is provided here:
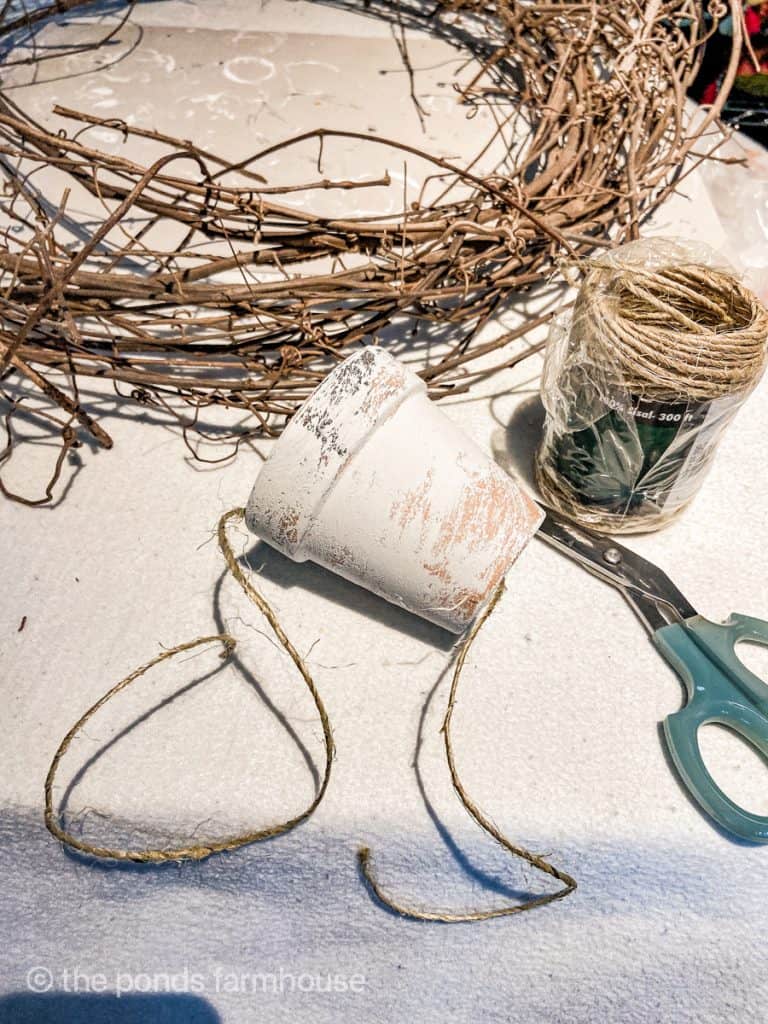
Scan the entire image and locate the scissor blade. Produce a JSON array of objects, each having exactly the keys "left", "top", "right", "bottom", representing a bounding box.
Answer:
[{"left": 536, "top": 508, "right": 698, "bottom": 627}]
